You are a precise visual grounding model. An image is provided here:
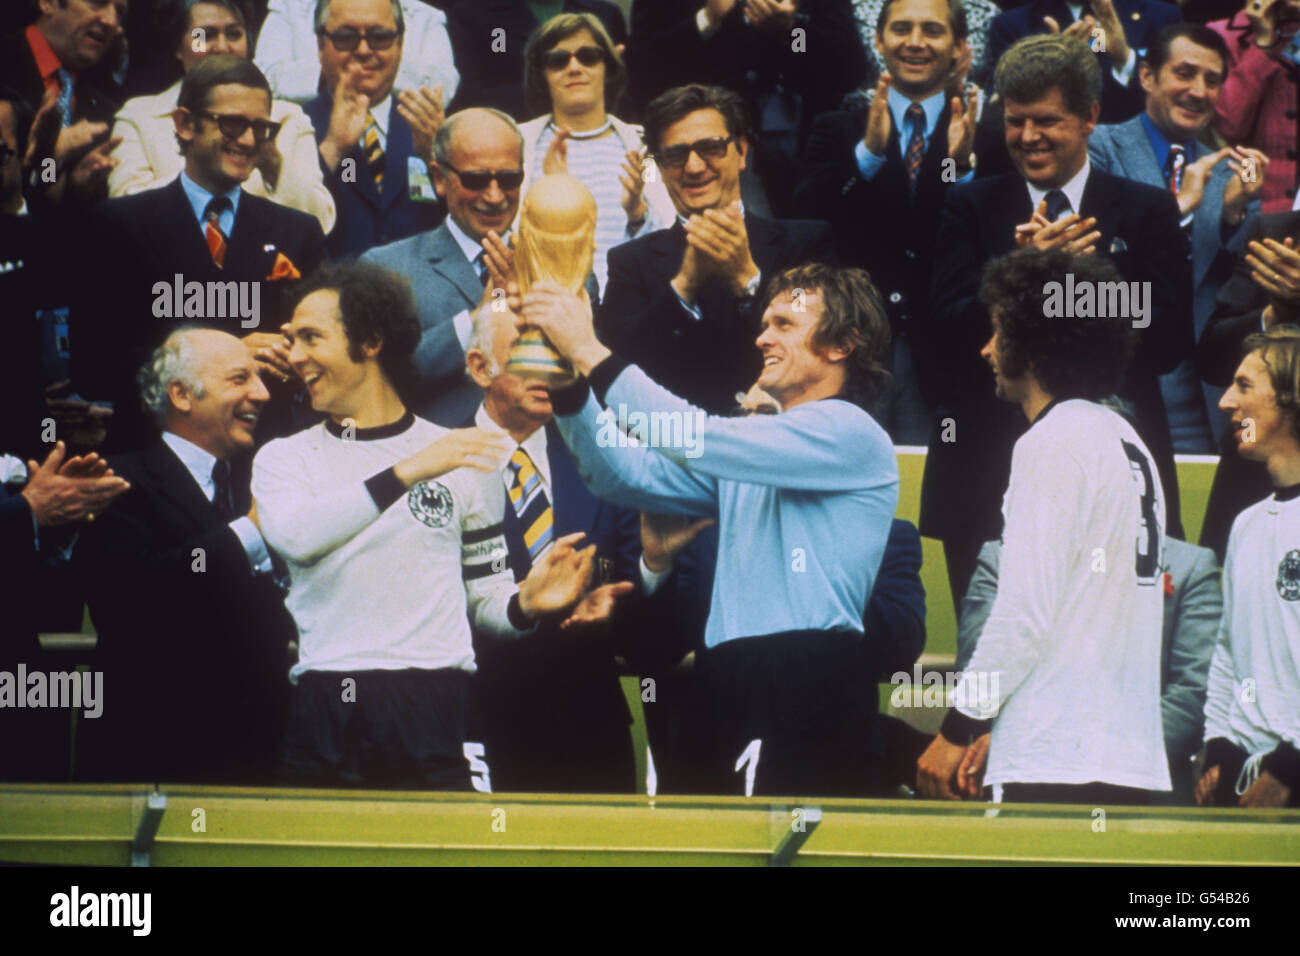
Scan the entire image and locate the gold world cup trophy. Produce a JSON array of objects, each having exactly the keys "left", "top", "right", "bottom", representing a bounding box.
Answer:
[{"left": 506, "top": 173, "right": 598, "bottom": 382}]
